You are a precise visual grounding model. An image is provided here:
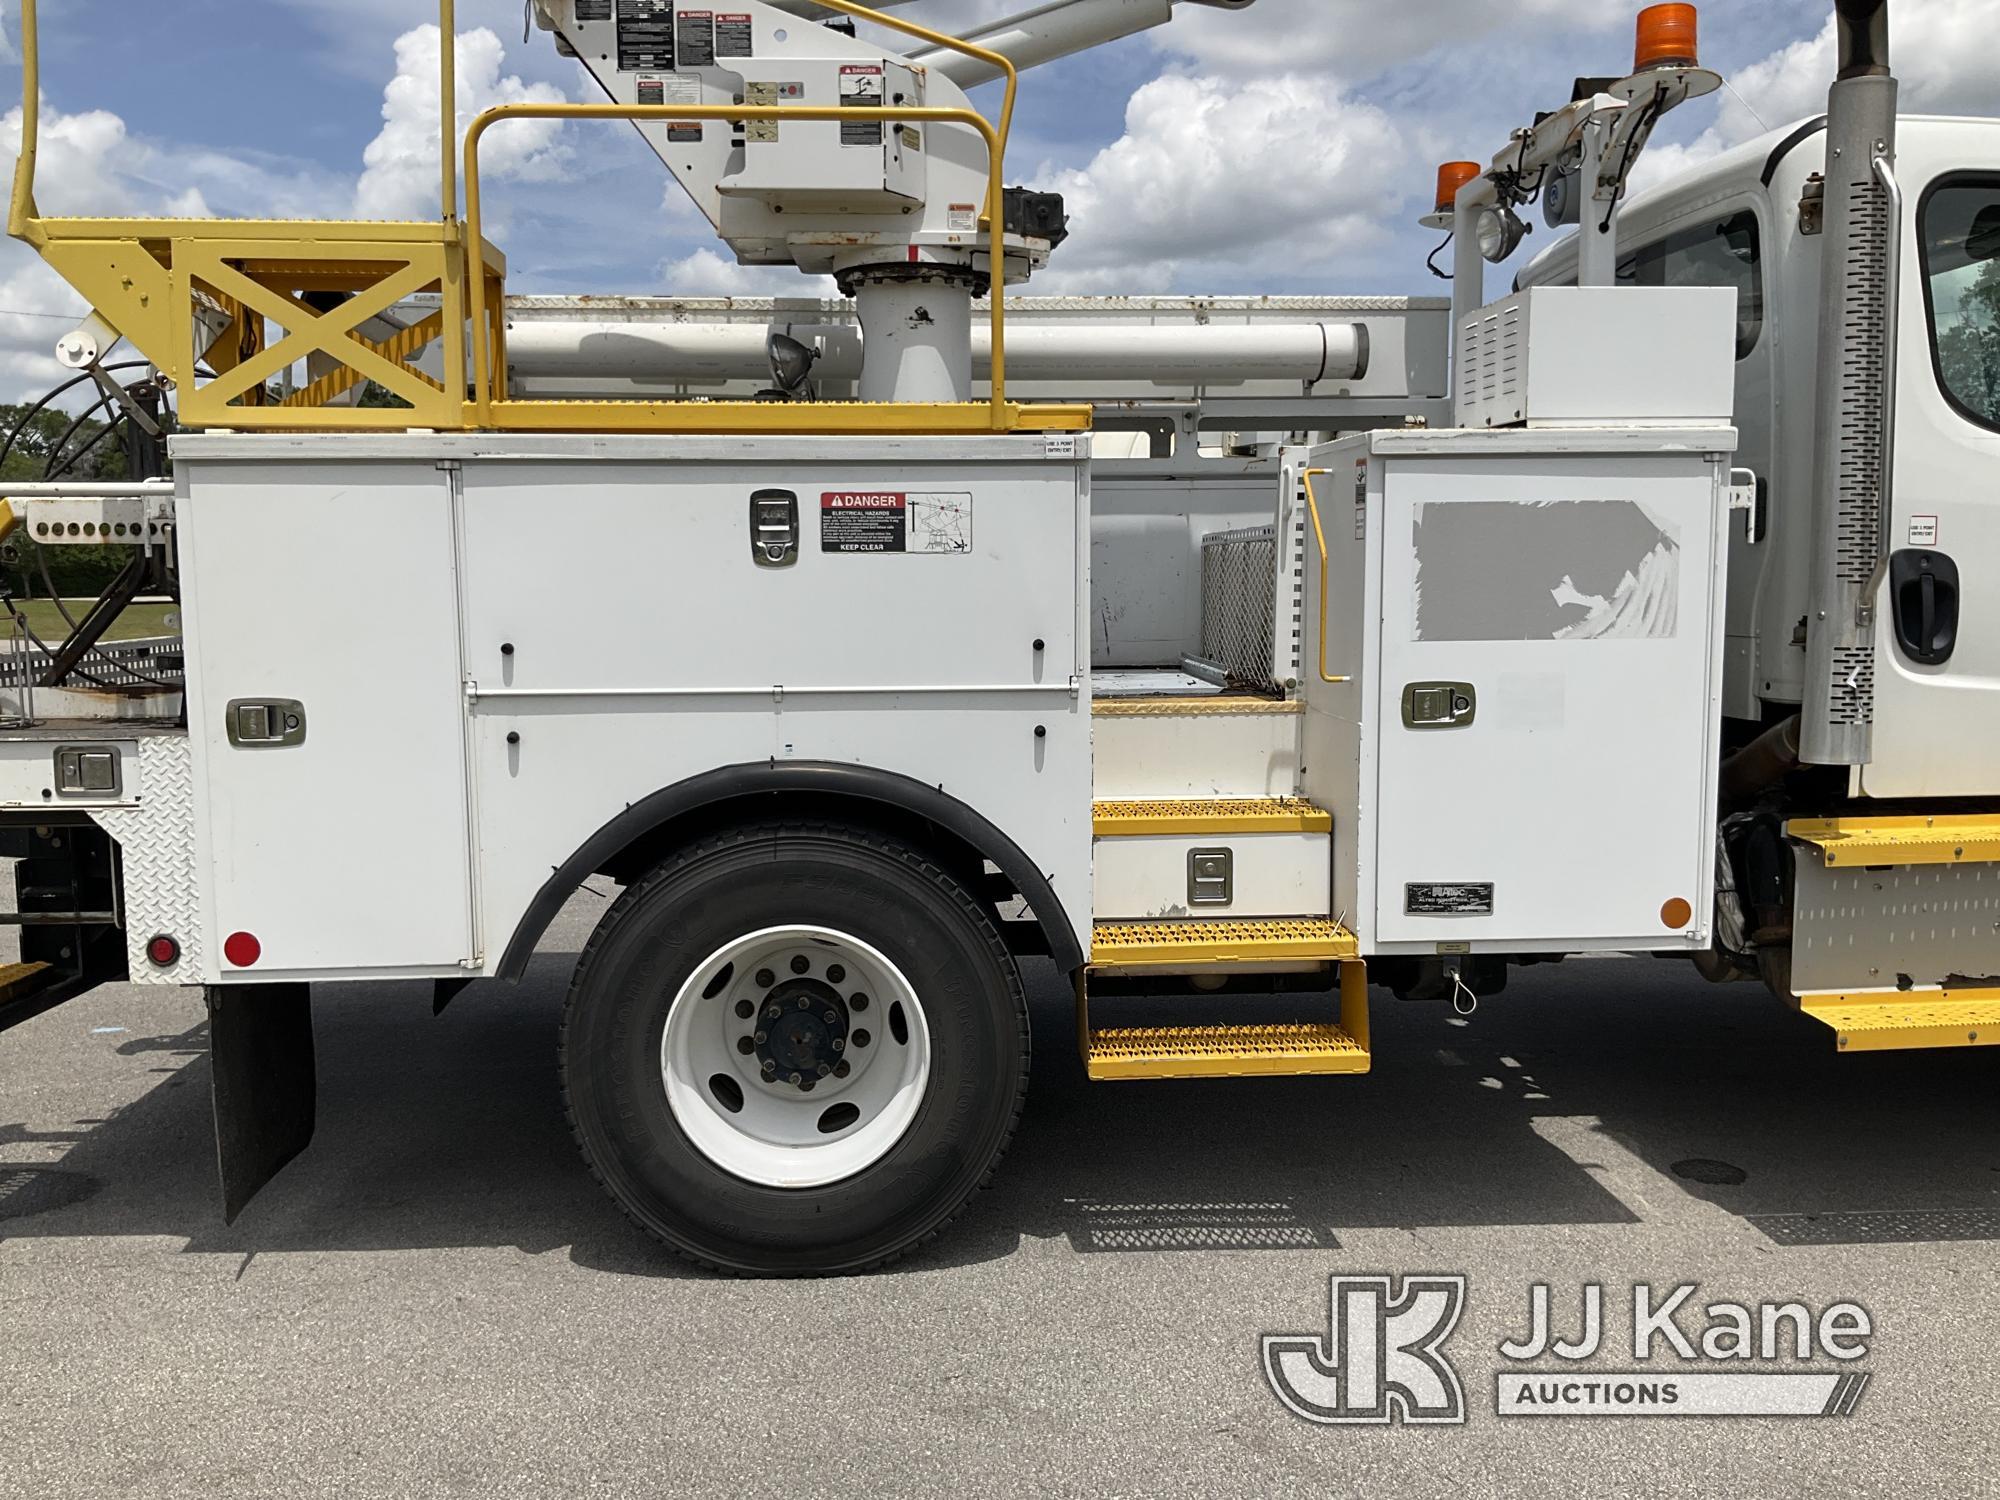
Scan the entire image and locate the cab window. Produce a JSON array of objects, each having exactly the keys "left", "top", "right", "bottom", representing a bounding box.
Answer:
[
  {"left": 1616, "top": 210, "right": 1765, "bottom": 360},
  {"left": 1921, "top": 176, "right": 2000, "bottom": 431}
]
